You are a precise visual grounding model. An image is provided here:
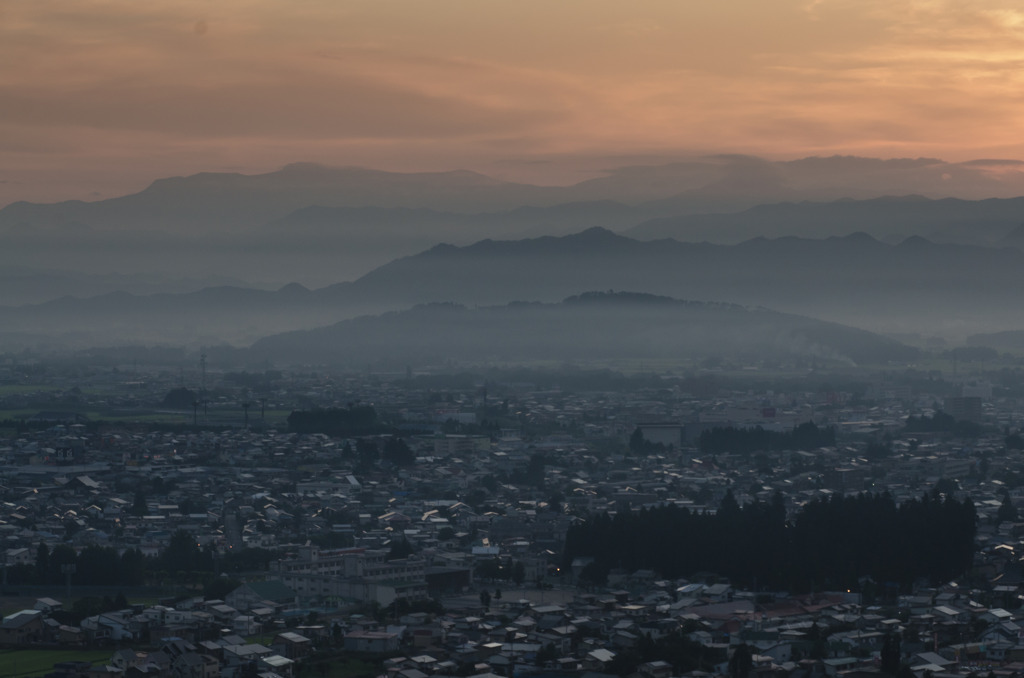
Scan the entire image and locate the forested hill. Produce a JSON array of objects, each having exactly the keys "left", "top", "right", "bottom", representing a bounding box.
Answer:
[
  {"left": 563, "top": 491, "right": 976, "bottom": 595},
  {"left": 245, "top": 291, "right": 918, "bottom": 367}
]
